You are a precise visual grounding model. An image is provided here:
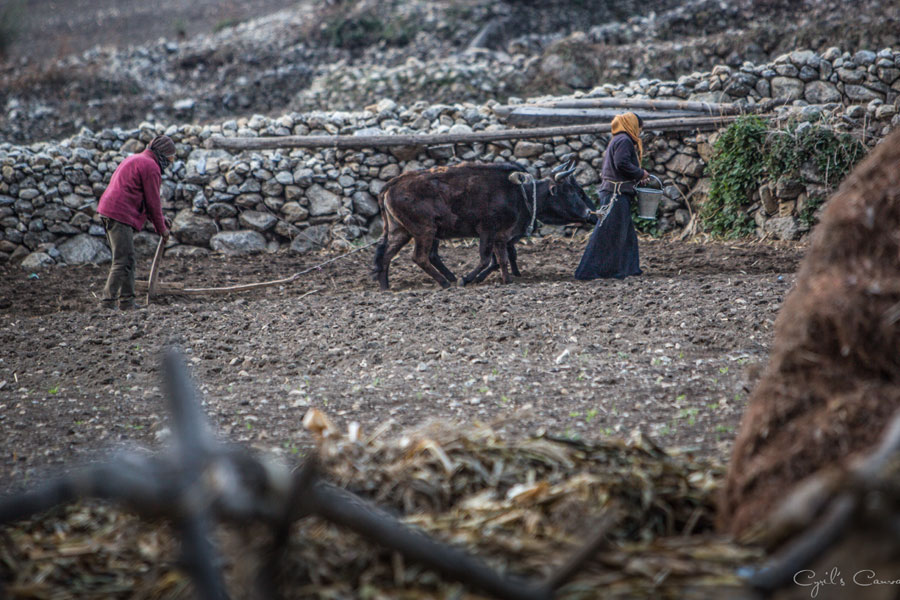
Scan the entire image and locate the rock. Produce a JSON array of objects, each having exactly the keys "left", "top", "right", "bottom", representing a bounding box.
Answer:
[
  {"left": 688, "top": 91, "right": 732, "bottom": 103},
  {"left": 209, "top": 230, "right": 267, "bottom": 255},
  {"left": 836, "top": 67, "right": 865, "bottom": 84},
  {"left": 238, "top": 210, "right": 277, "bottom": 232},
  {"left": 514, "top": 141, "right": 544, "bottom": 158},
  {"left": 235, "top": 193, "right": 262, "bottom": 208},
  {"left": 774, "top": 64, "right": 799, "bottom": 77},
  {"left": 770, "top": 77, "right": 805, "bottom": 101},
  {"left": 275, "top": 171, "right": 294, "bottom": 186},
  {"left": 853, "top": 50, "right": 877, "bottom": 66},
  {"left": 274, "top": 220, "right": 299, "bottom": 239},
  {"left": 184, "top": 149, "right": 232, "bottom": 185},
  {"left": 57, "top": 234, "right": 111, "bottom": 264},
  {"left": 804, "top": 81, "right": 841, "bottom": 104},
  {"left": 789, "top": 50, "right": 816, "bottom": 66},
  {"left": 379, "top": 164, "right": 400, "bottom": 180},
  {"left": 800, "top": 161, "right": 825, "bottom": 185},
  {"left": 389, "top": 145, "right": 422, "bottom": 161},
  {"left": 173, "top": 98, "right": 196, "bottom": 112},
  {"left": 660, "top": 196, "right": 681, "bottom": 212},
  {"left": 120, "top": 138, "right": 144, "bottom": 154},
  {"left": 665, "top": 154, "right": 704, "bottom": 177},
  {"left": 375, "top": 98, "right": 397, "bottom": 113},
  {"left": 760, "top": 183, "right": 778, "bottom": 215},
  {"left": 172, "top": 208, "right": 218, "bottom": 247},
  {"left": 352, "top": 191, "right": 379, "bottom": 217},
  {"left": 844, "top": 84, "right": 884, "bottom": 102},
  {"left": 262, "top": 180, "right": 283, "bottom": 197},
  {"left": 207, "top": 202, "right": 239, "bottom": 220},
  {"left": 166, "top": 245, "right": 211, "bottom": 258},
  {"left": 282, "top": 202, "right": 309, "bottom": 222},
  {"left": 289, "top": 224, "right": 330, "bottom": 254},
  {"left": 21, "top": 251, "right": 54, "bottom": 269},
  {"left": 448, "top": 123, "right": 473, "bottom": 134},
  {"left": 846, "top": 105, "right": 866, "bottom": 118},
  {"left": 878, "top": 67, "right": 900, "bottom": 84},
  {"left": 306, "top": 185, "right": 341, "bottom": 216},
  {"left": 575, "top": 165, "right": 598, "bottom": 186},
  {"left": 765, "top": 216, "right": 799, "bottom": 241},
  {"left": 134, "top": 231, "right": 162, "bottom": 256},
  {"left": 367, "top": 215, "right": 384, "bottom": 239},
  {"left": 10, "top": 244, "right": 28, "bottom": 262},
  {"left": 354, "top": 127, "right": 385, "bottom": 137},
  {"left": 775, "top": 177, "right": 805, "bottom": 199},
  {"left": 875, "top": 105, "right": 897, "bottom": 120},
  {"left": 427, "top": 145, "right": 455, "bottom": 160}
]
